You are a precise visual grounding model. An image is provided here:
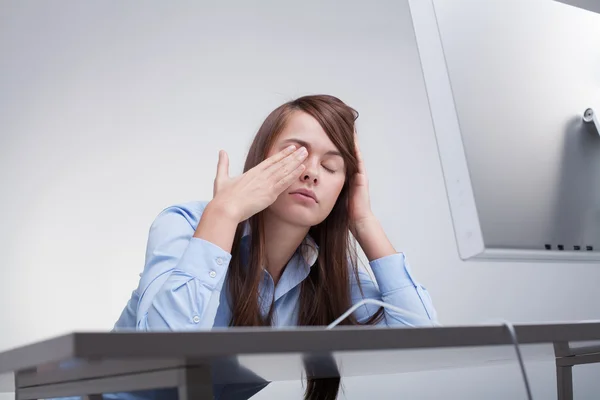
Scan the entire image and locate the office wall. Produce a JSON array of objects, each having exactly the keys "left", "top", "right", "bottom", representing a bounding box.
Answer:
[{"left": 1, "top": 0, "right": 599, "bottom": 398}]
